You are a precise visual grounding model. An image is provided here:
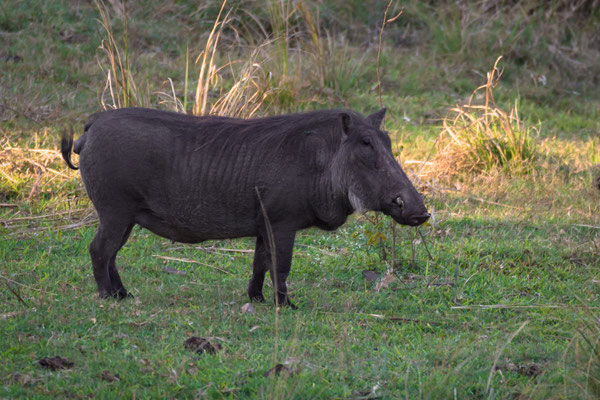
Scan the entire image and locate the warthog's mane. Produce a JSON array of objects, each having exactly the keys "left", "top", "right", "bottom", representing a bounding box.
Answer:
[{"left": 86, "top": 108, "right": 368, "bottom": 160}]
